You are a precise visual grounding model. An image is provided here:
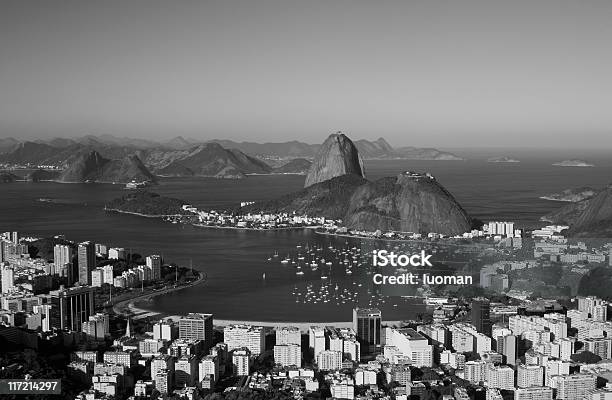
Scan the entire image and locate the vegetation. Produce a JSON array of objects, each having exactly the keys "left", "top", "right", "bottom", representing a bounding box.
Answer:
[{"left": 105, "top": 191, "right": 191, "bottom": 216}]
